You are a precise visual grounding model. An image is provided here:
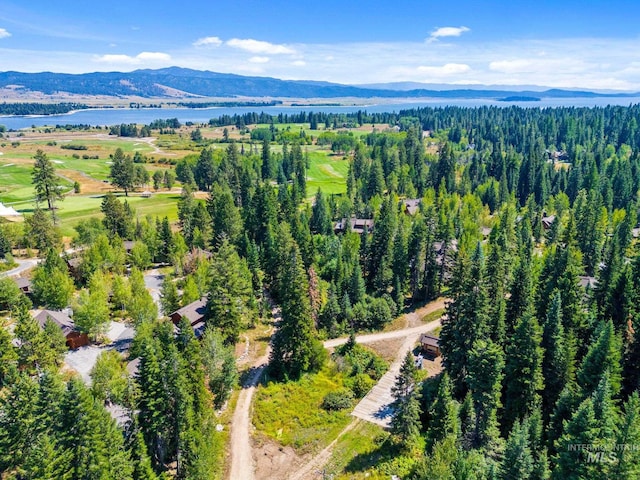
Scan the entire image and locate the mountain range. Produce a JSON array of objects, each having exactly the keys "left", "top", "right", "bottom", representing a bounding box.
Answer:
[{"left": 0, "top": 67, "right": 637, "bottom": 100}]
